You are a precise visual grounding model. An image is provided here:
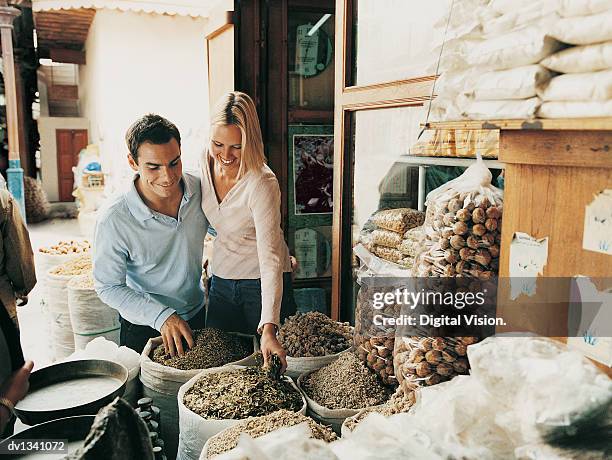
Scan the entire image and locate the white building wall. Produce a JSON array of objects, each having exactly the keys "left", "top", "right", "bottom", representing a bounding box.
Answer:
[
  {"left": 79, "top": 9, "right": 210, "bottom": 195},
  {"left": 38, "top": 117, "right": 90, "bottom": 201}
]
